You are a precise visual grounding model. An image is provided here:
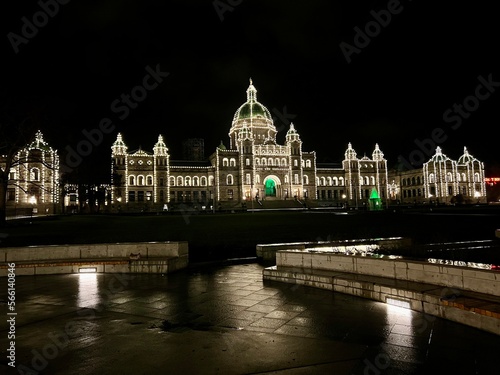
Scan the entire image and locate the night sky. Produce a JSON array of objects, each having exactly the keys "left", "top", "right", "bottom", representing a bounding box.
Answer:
[{"left": 2, "top": 1, "right": 500, "bottom": 182}]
